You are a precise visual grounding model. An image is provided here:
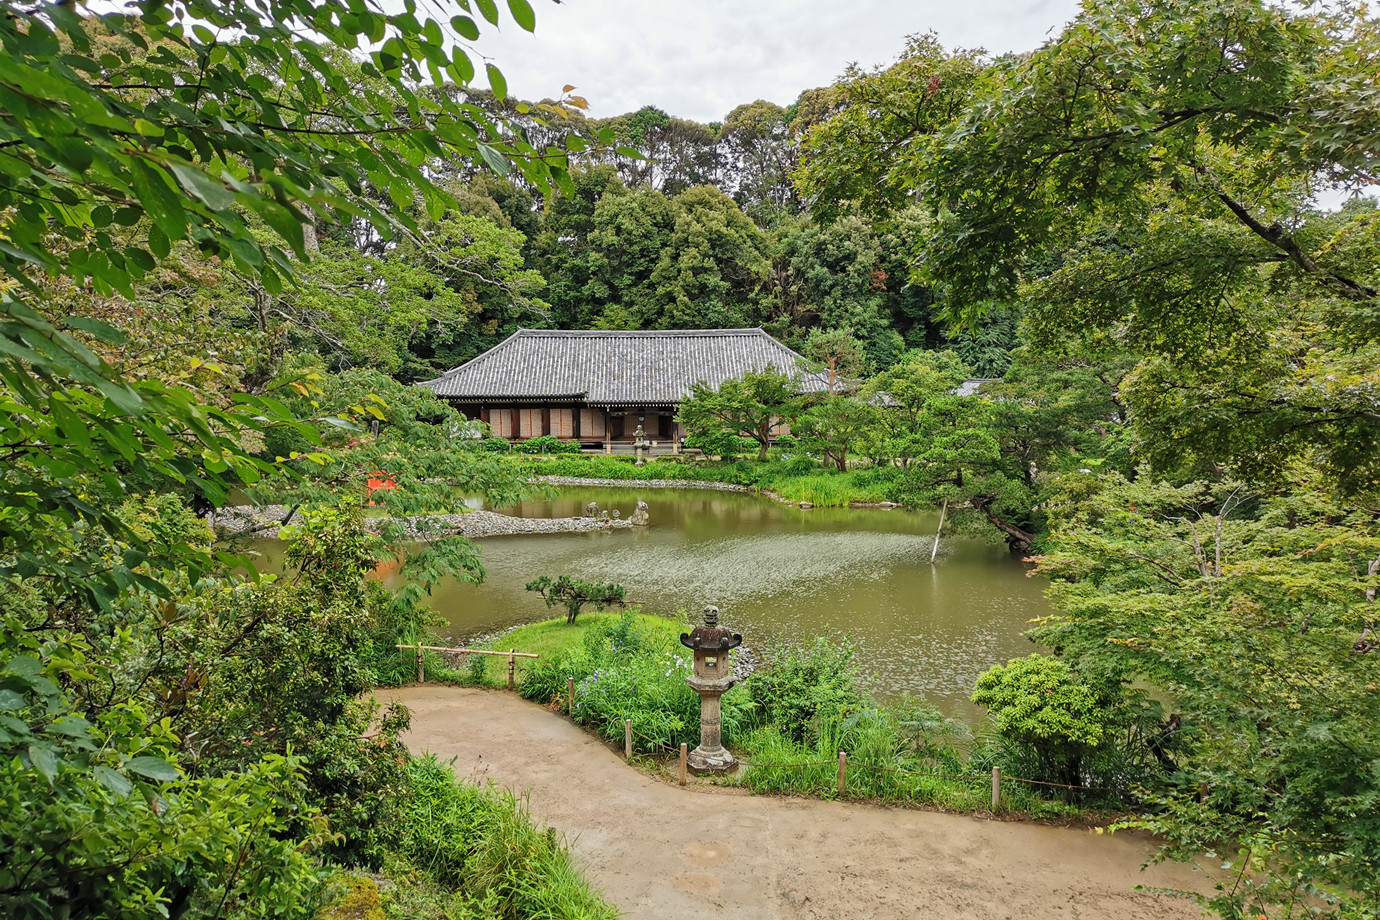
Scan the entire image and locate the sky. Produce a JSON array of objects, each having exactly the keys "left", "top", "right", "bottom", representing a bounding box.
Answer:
[{"left": 471, "top": 0, "right": 1084, "bottom": 122}]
